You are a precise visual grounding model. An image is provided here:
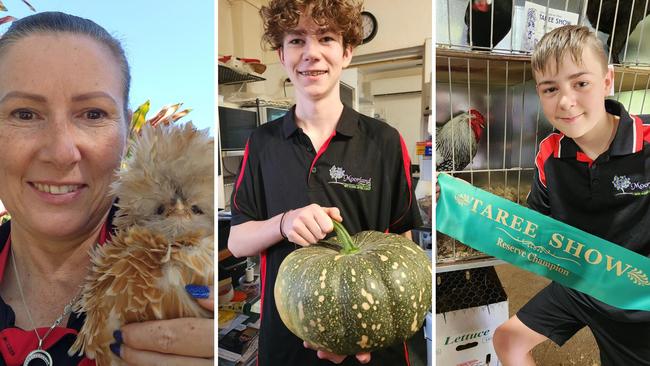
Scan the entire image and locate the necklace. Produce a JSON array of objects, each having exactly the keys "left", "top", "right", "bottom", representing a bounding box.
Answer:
[{"left": 10, "top": 246, "right": 81, "bottom": 366}]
